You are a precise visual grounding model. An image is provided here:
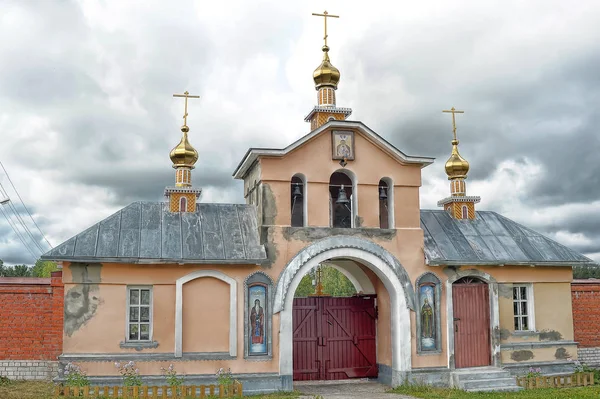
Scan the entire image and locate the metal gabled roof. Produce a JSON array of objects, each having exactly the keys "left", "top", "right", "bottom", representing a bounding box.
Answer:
[
  {"left": 42, "top": 202, "right": 267, "bottom": 264},
  {"left": 421, "top": 209, "right": 595, "bottom": 267}
]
